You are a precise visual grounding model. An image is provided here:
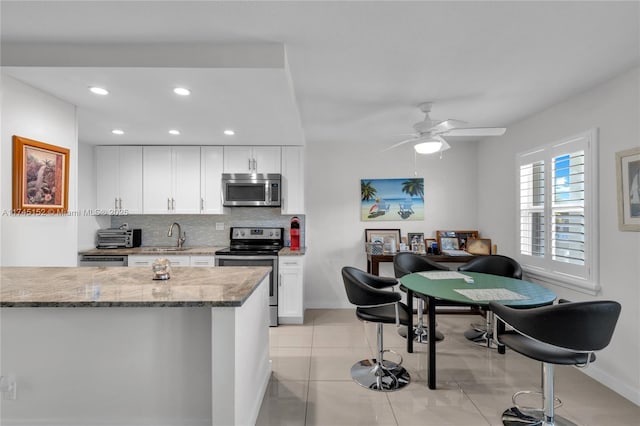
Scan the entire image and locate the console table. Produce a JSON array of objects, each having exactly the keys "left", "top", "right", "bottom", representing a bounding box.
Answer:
[{"left": 367, "top": 253, "right": 477, "bottom": 275}]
